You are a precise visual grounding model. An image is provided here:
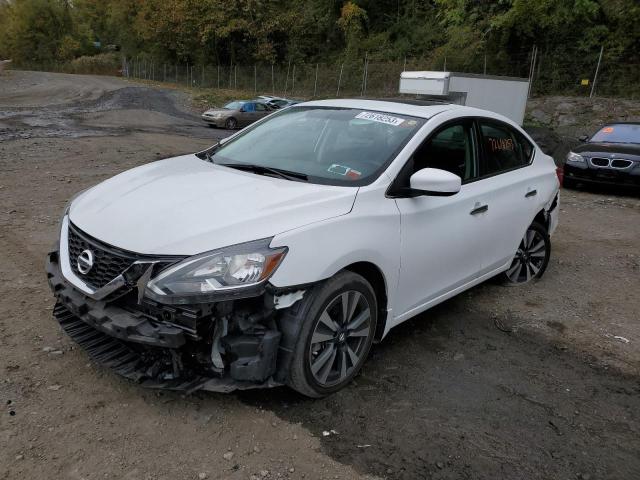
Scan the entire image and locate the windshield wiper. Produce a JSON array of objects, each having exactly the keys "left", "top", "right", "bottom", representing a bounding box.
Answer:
[{"left": 218, "top": 163, "right": 308, "bottom": 181}]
